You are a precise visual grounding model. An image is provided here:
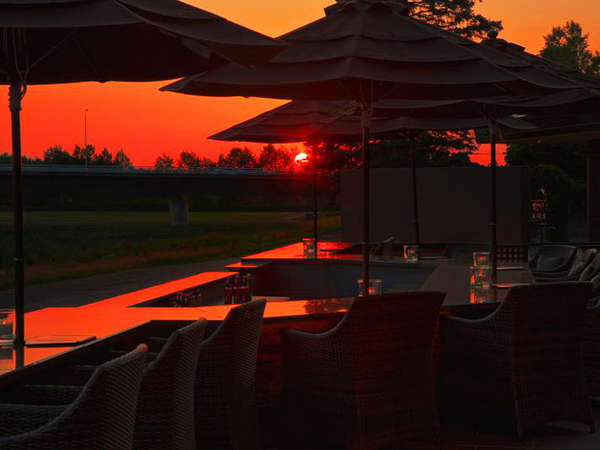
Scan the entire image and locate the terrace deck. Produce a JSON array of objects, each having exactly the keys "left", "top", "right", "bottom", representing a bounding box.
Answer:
[{"left": 0, "top": 242, "right": 596, "bottom": 448}]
